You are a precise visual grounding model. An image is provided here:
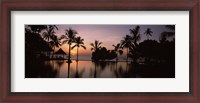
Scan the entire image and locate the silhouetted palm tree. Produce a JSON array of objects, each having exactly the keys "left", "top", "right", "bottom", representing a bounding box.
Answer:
[
  {"left": 144, "top": 28, "right": 153, "bottom": 39},
  {"left": 160, "top": 25, "right": 175, "bottom": 41},
  {"left": 129, "top": 26, "right": 141, "bottom": 48},
  {"left": 42, "top": 25, "right": 58, "bottom": 58},
  {"left": 126, "top": 26, "right": 141, "bottom": 62},
  {"left": 49, "top": 35, "right": 61, "bottom": 58},
  {"left": 112, "top": 43, "right": 123, "bottom": 61},
  {"left": 121, "top": 35, "right": 133, "bottom": 62},
  {"left": 72, "top": 36, "right": 86, "bottom": 61},
  {"left": 60, "top": 28, "right": 77, "bottom": 62},
  {"left": 90, "top": 40, "right": 102, "bottom": 51},
  {"left": 42, "top": 25, "right": 58, "bottom": 41}
]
